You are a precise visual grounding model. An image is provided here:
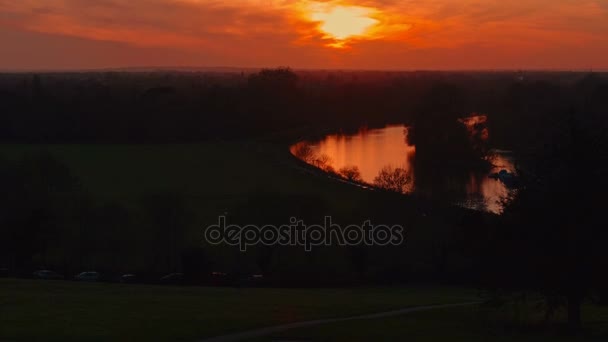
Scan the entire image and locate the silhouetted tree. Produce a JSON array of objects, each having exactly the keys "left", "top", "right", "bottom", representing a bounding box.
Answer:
[
  {"left": 373, "top": 166, "right": 411, "bottom": 193},
  {"left": 0, "top": 152, "right": 82, "bottom": 272},
  {"left": 291, "top": 143, "right": 315, "bottom": 163},
  {"left": 248, "top": 67, "right": 297, "bottom": 89},
  {"left": 140, "top": 193, "right": 192, "bottom": 274},
  {"left": 408, "top": 83, "right": 480, "bottom": 164},
  {"left": 181, "top": 248, "right": 209, "bottom": 283},
  {"left": 311, "top": 154, "right": 334, "bottom": 173},
  {"left": 338, "top": 166, "right": 363, "bottom": 182},
  {"left": 478, "top": 108, "right": 608, "bottom": 332}
]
